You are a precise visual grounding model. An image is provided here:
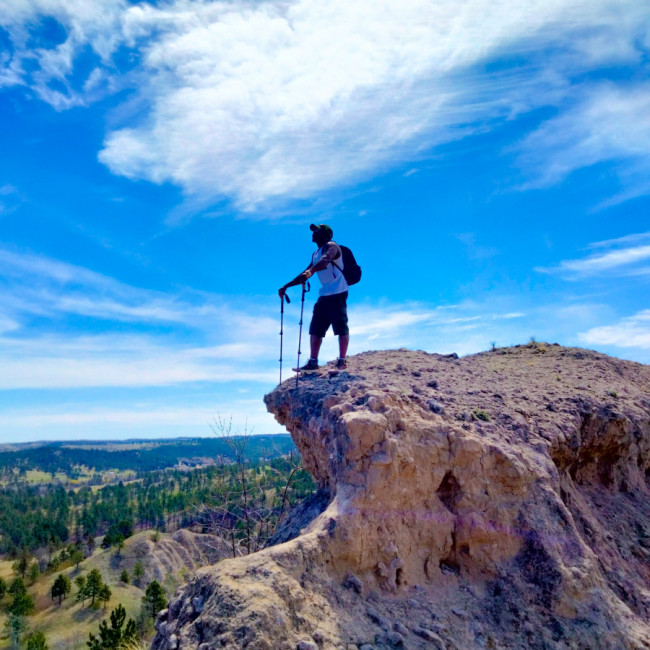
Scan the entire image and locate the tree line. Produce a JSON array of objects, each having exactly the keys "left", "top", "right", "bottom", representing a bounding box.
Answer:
[{"left": 0, "top": 449, "right": 315, "bottom": 558}]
